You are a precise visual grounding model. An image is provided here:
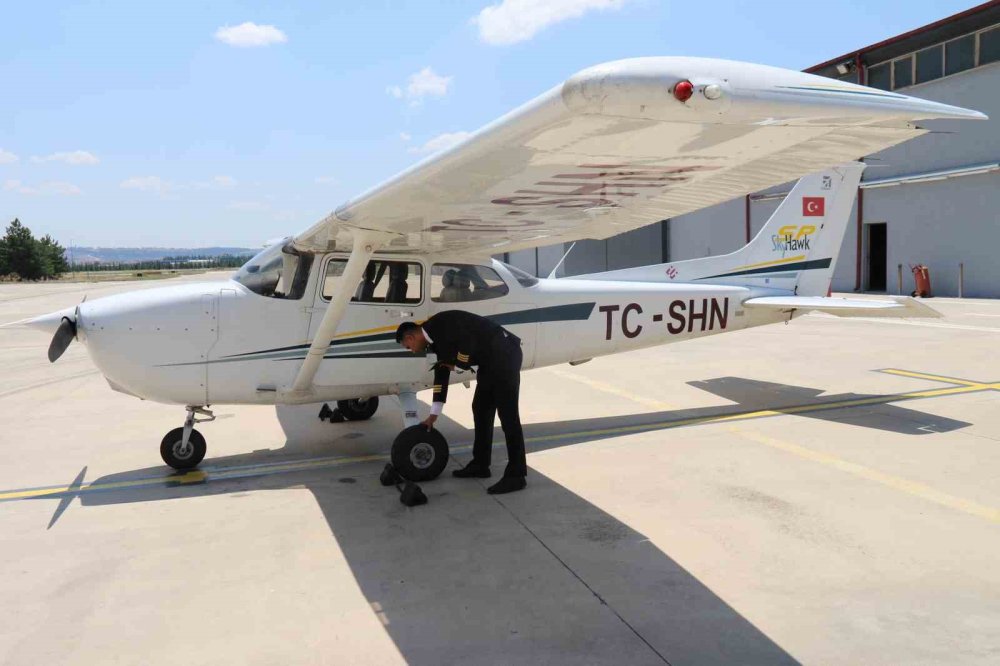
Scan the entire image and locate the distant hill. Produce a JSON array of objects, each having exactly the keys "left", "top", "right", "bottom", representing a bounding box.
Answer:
[{"left": 67, "top": 246, "right": 258, "bottom": 264}]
